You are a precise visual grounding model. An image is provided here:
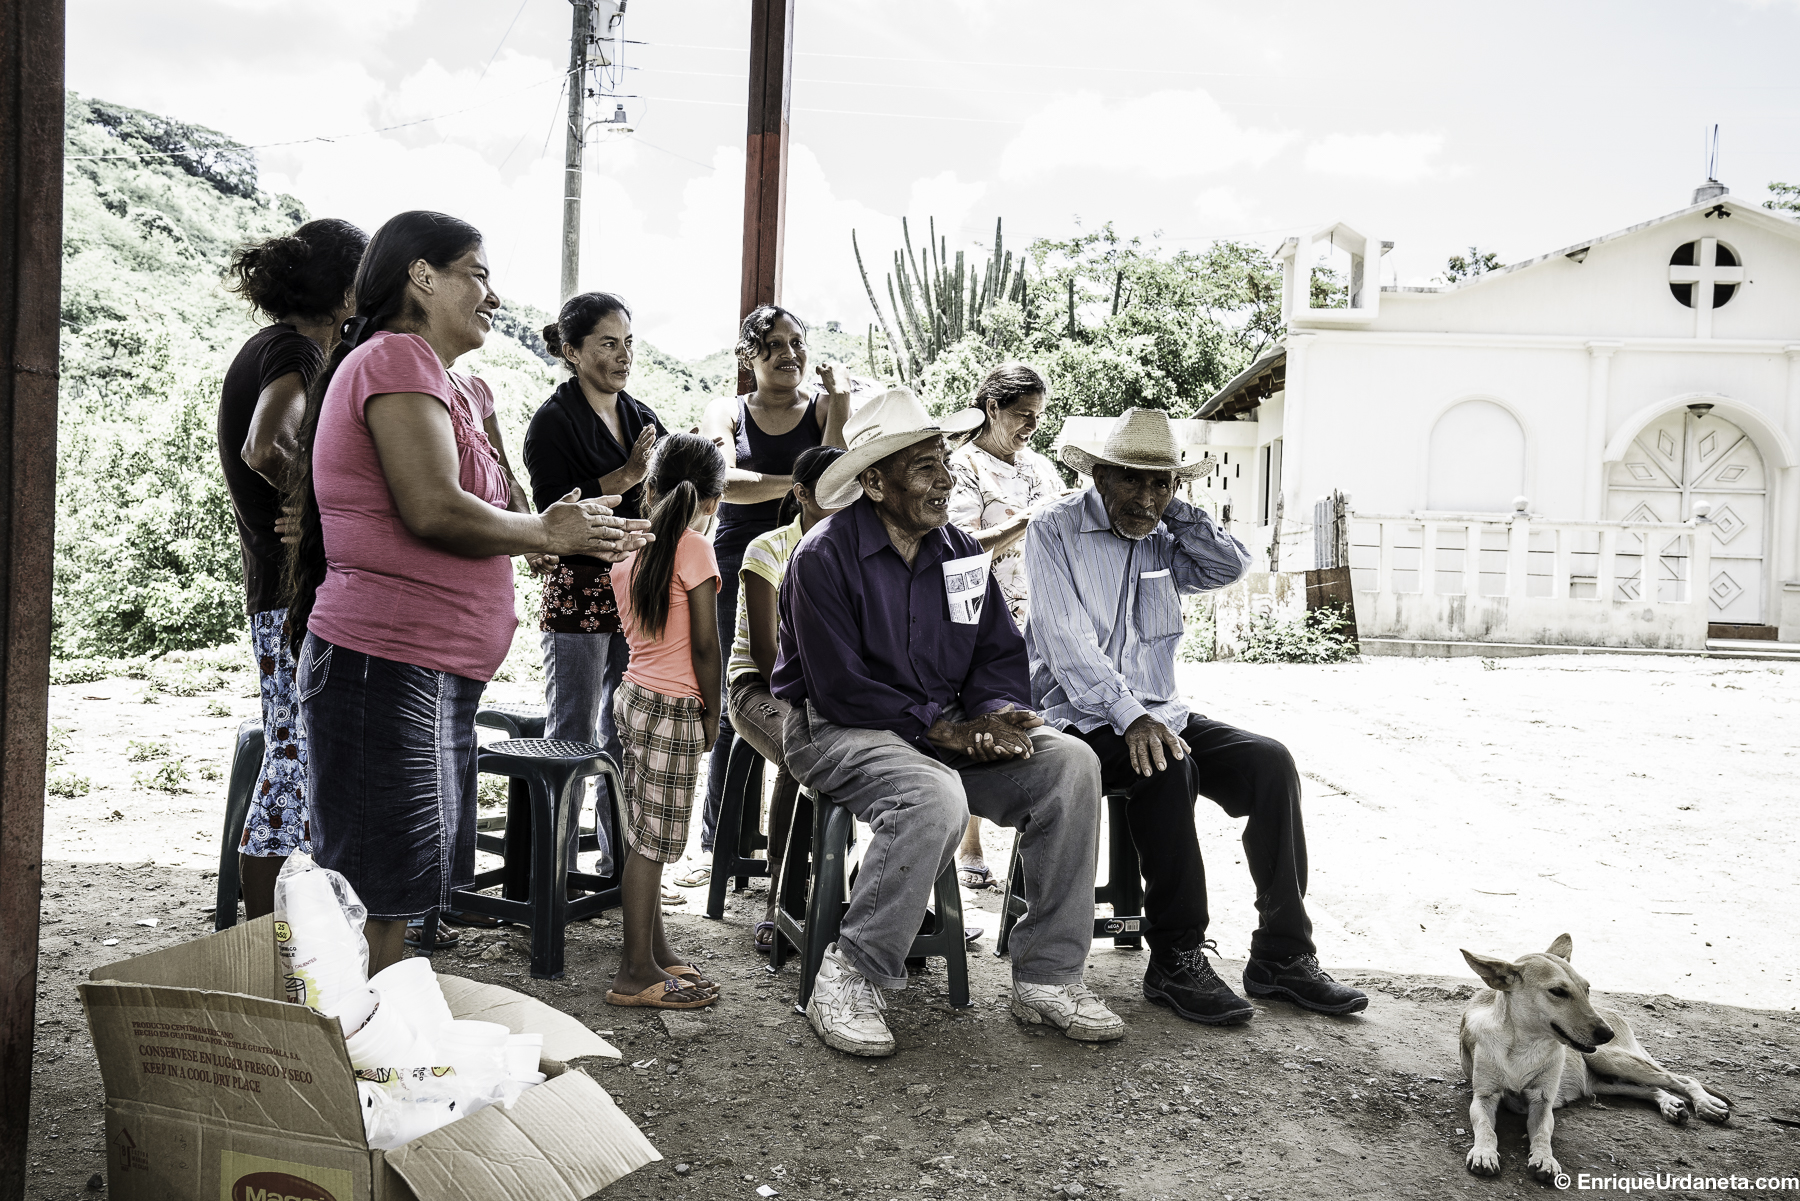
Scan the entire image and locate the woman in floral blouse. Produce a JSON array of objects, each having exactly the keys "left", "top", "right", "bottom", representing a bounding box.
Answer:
[
  {"left": 946, "top": 362, "right": 1065, "bottom": 888},
  {"left": 522, "top": 292, "right": 668, "bottom": 883}
]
